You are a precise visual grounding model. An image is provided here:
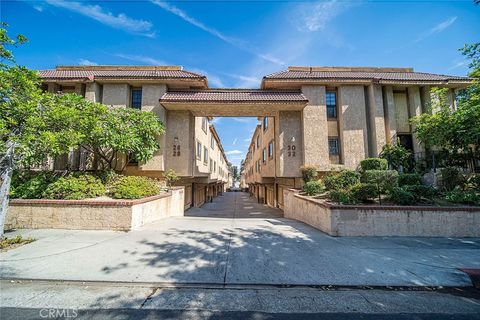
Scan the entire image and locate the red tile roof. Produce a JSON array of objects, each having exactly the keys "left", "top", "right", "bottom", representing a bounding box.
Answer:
[
  {"left": 161, "top": 89, "right": 308, "bottom": 103},
  {"left": 39, "top": 66, "right": 205, "bottom": 80},
  {"left": 264, "top": 67, "right": 471, "bottom": 83}
]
